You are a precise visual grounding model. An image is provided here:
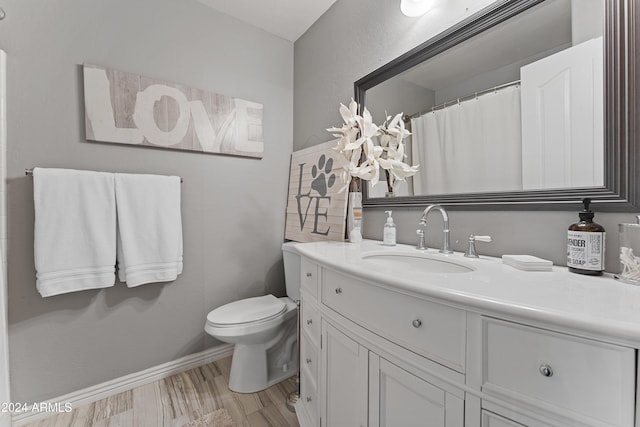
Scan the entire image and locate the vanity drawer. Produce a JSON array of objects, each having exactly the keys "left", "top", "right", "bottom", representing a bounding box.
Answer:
[
  {"left": 322, "top": 268, "right": 466, "bottom": 372},
  {"left": 483, "top": 318, "right": 635, "bottom": 426},
  {"left": 301, "top": 258, "right": 319, "bottom": 298},
  {"left": 301, "top": 291, "right": 320, "bottom": 347},
  {"left": 300, "top": 362, "right": 318, "bottom": 427},
  {"left": 301, "top": 332, "right": 318, "bottom": 384}
]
